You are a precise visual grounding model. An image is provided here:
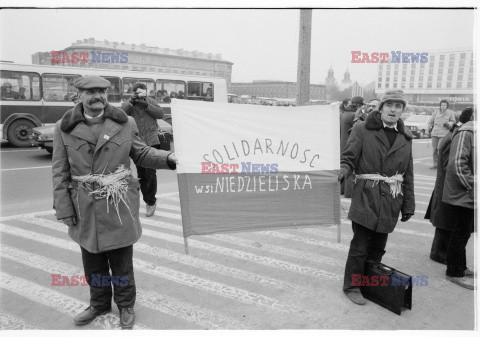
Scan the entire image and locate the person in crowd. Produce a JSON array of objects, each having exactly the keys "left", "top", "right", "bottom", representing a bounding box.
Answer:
[
  {"left": 15, "top": 86, "right": 27, "bottom": 100},
  {"left": 442, "top": 107, "right": 475, "bottom": 290},
  {"left": 161, "top": 90, "right": 171, "bottom": 103},
  {"left": 339, "top": 89, "right": 415, "bottom": 305},
  {"left": 340, "top": 98, "right": 351, "bottom": 115},
  {"left": 340, "top": 96, "right": 364, "bottom": 198},
  {"left": 1, "top": 82, "right": 16, "bottom": 99},
  {"left": 170, "top": 91, "right": 178, "bottom": 99},
  {"left": 177, "top": 91, "right": 185, "bottom": 99},
  {"left": 424, "top": 108, "right": 474, "bottom": 264},
  {"left": 52, "top": 76, "right": 177, "bottom": 328},
  {"left": 428, "top": 99, "right": 457, "bottom": 169},
  {"left": 126, "top": 82, "right": 134, "bottom": 94},
  {"left": 121, "top": 83, "right": 165, "bottom": 217}
]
